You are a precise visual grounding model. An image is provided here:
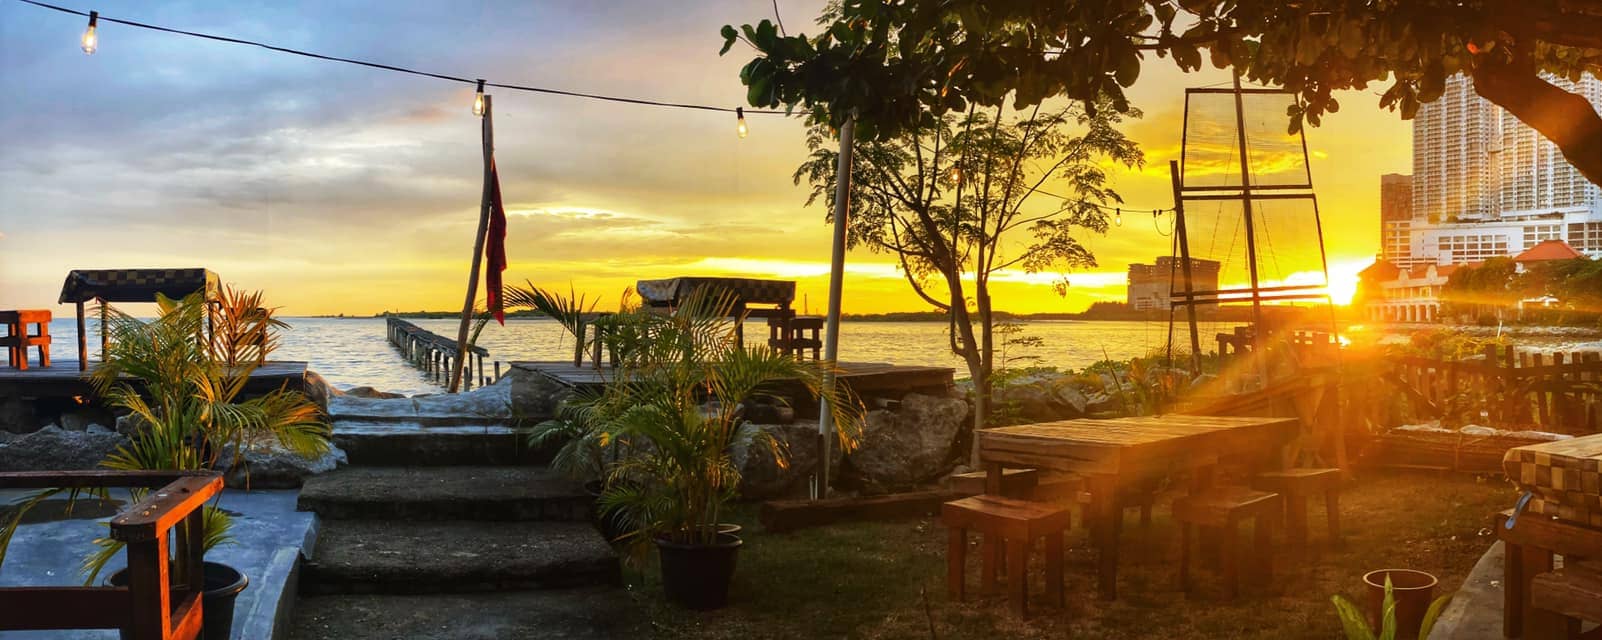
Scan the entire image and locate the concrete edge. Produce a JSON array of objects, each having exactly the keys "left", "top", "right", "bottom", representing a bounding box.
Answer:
[{"left": 1436, "top": 540, "right": 1504, "bottom": 640}]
